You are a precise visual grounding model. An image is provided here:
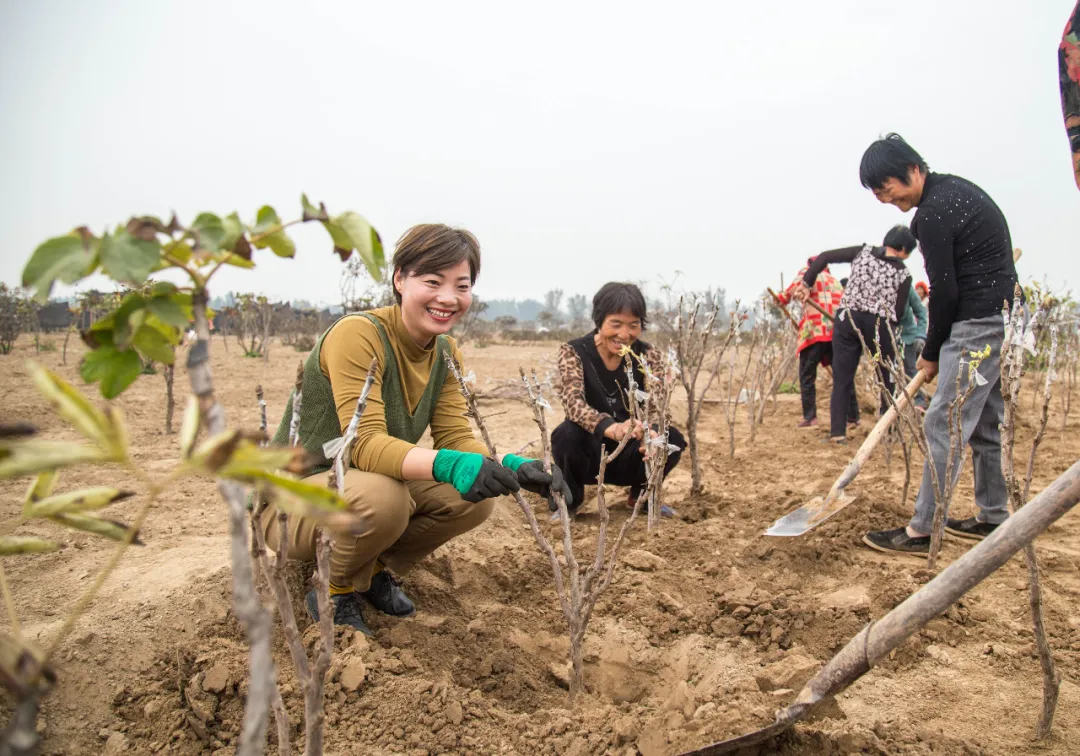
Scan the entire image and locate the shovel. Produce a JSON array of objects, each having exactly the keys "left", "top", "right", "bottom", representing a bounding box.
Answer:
[
  {"left": 681, "top": 459, "right": 1080, "bottom": 755},
  {"left": 765, "top": 370, "right": 926, "bottom": 537}
]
